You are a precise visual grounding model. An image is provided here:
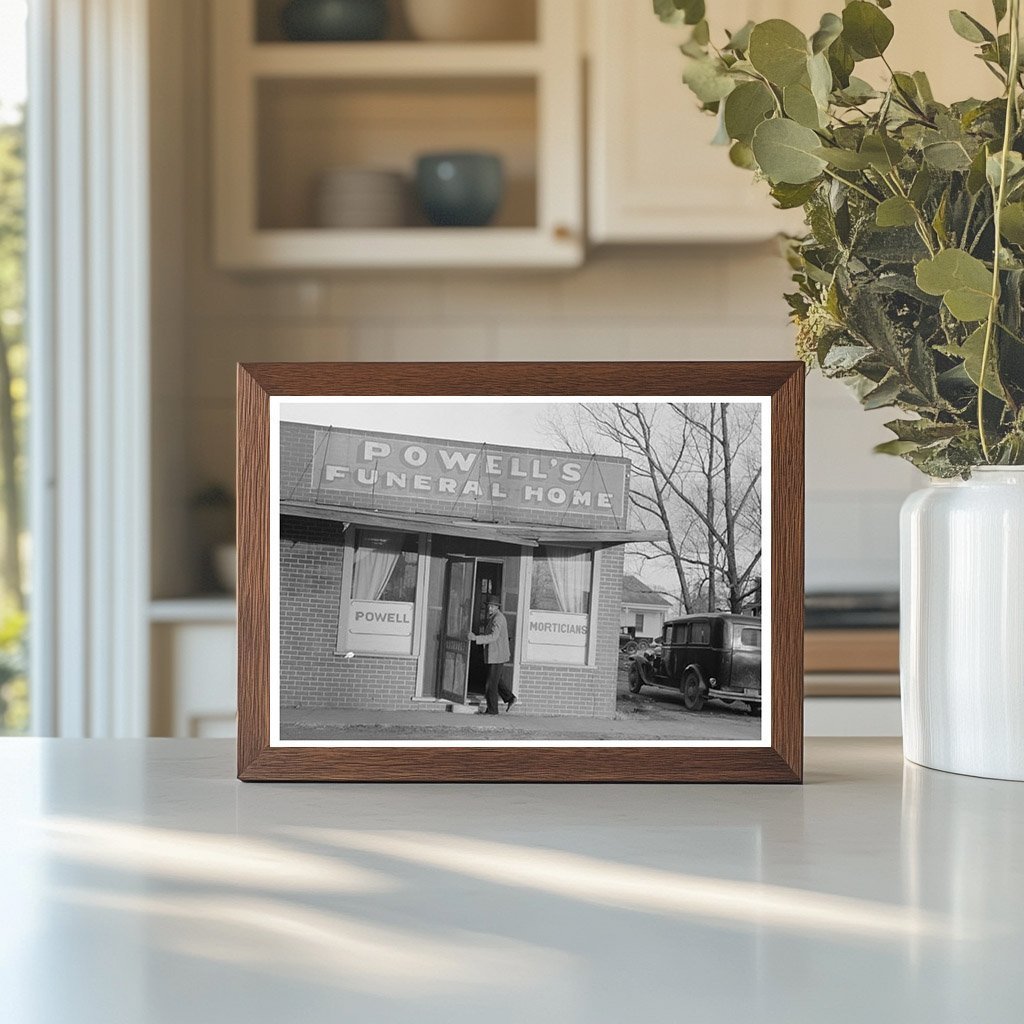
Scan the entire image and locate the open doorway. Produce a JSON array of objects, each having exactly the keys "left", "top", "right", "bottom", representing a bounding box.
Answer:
[
  {"left": 467, "top": 559, "right": 503, "bottom": 698},
  {"left": 436, "top": 554, "right": 505, "bottom": 704}
]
